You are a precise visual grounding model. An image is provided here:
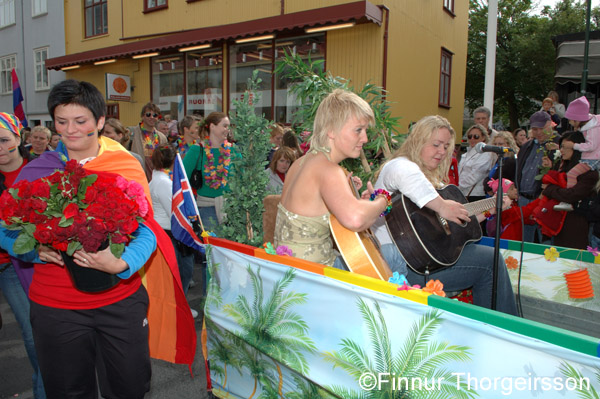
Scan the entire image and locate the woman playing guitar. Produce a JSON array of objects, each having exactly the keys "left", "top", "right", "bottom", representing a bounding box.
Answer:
[
  {"left": 274, "top": 89, "right": 390, "bottom": 267},
  {"left": 371, "top": 115, "right": 518, "bottom": 316}
]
